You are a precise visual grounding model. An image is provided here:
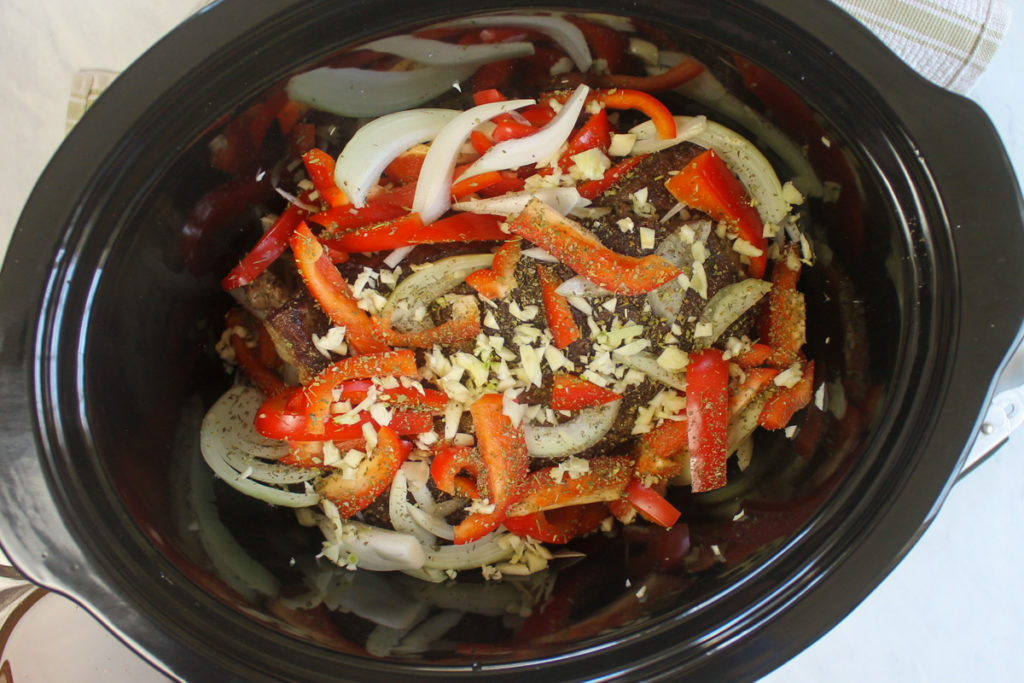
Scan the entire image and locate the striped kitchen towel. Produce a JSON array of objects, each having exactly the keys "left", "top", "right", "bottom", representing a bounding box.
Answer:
[{"left": 833, "top": 0, "right": 1012, "bottom": 93}]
